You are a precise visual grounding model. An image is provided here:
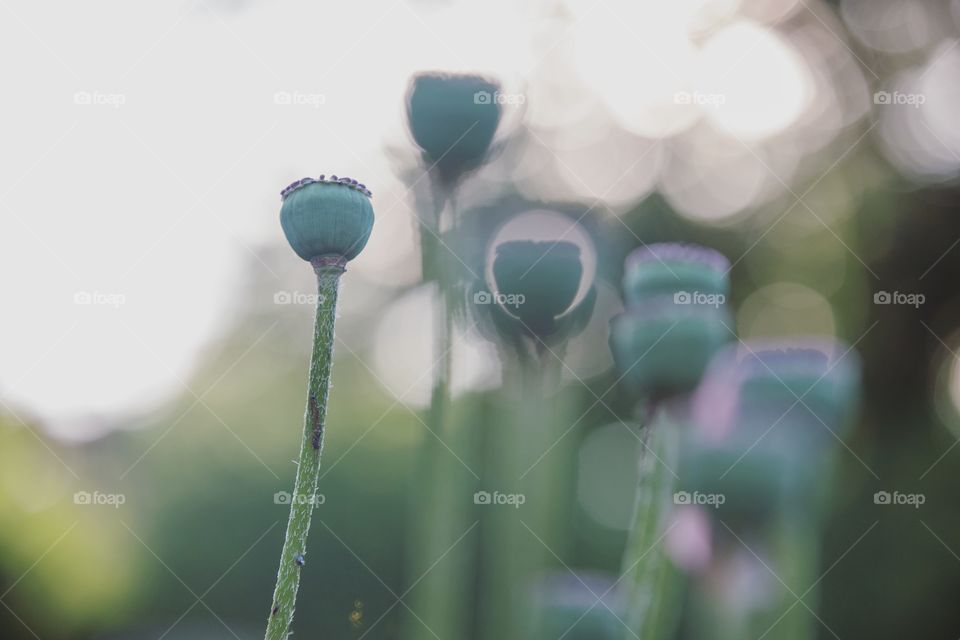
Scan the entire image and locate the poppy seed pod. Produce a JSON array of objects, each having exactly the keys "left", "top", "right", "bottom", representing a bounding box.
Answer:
[
  {"left": 623, "top": 243, "right": 730, "bottom": 307},
  {"left": 736, "top": 345, "right": 860, "bottom": 440},
  {"left": 693, "top": 341, "right": 861, "bottom": 447},
  {"left": 492, "top": 240, "right": 583, "bottom": 338},
  {"left": 678, "top": 441, "right": 797, "bottom": 524},
  {"left": 406, "top": 72, "right": 503, "bottom": 183},
  {"left": 683, "top": 341, "right": 862, "bottom": 521},
  {"left": 609, "top": 300, "right": 731, "bottom": 399},
  {"left": 279, "top": 176, "right": 375, "bottom": 262}
]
